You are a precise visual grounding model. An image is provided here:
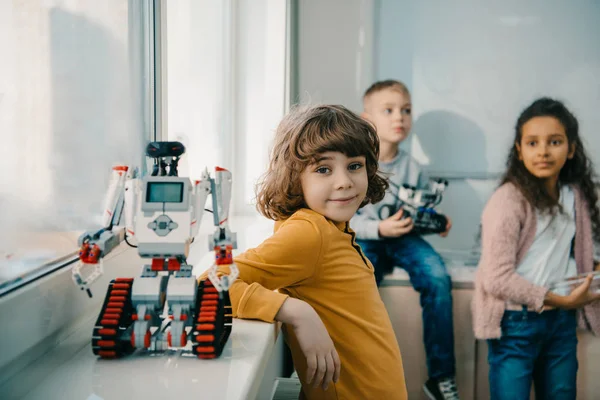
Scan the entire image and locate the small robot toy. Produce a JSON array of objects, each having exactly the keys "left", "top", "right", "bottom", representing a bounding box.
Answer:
[
  {"left": 72, "top": 141, "right": 238, "bottom": 359},
  {"left": 397, "top": 179, "right": 449, "bottom": 235}
]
